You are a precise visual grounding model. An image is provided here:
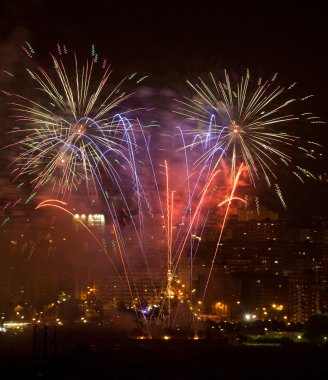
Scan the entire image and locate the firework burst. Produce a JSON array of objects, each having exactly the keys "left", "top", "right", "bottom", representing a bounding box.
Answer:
[
  {"left": 175, "top": 70, "right": 325, "bottom": 206},
  {"left": 2, "top": 45, "right": 140, "bottom": 198}
]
